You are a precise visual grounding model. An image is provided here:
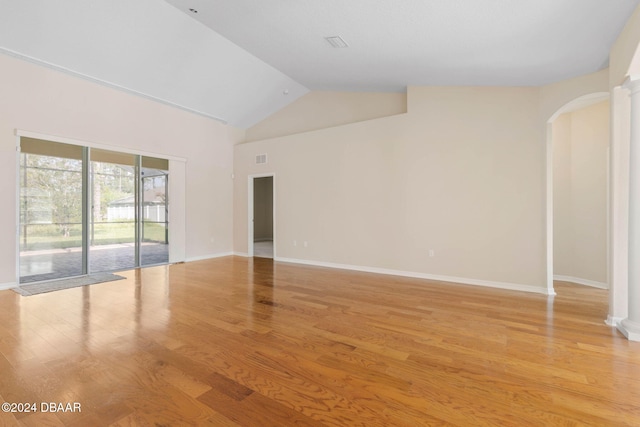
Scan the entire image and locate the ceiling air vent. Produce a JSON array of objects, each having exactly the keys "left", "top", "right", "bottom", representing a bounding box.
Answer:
[
  {"left": 325, "top": 36, "right": 349, "bottom": 48},
  {"left": 255, "top": 154, "right": 267, "bottom": 164}
]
